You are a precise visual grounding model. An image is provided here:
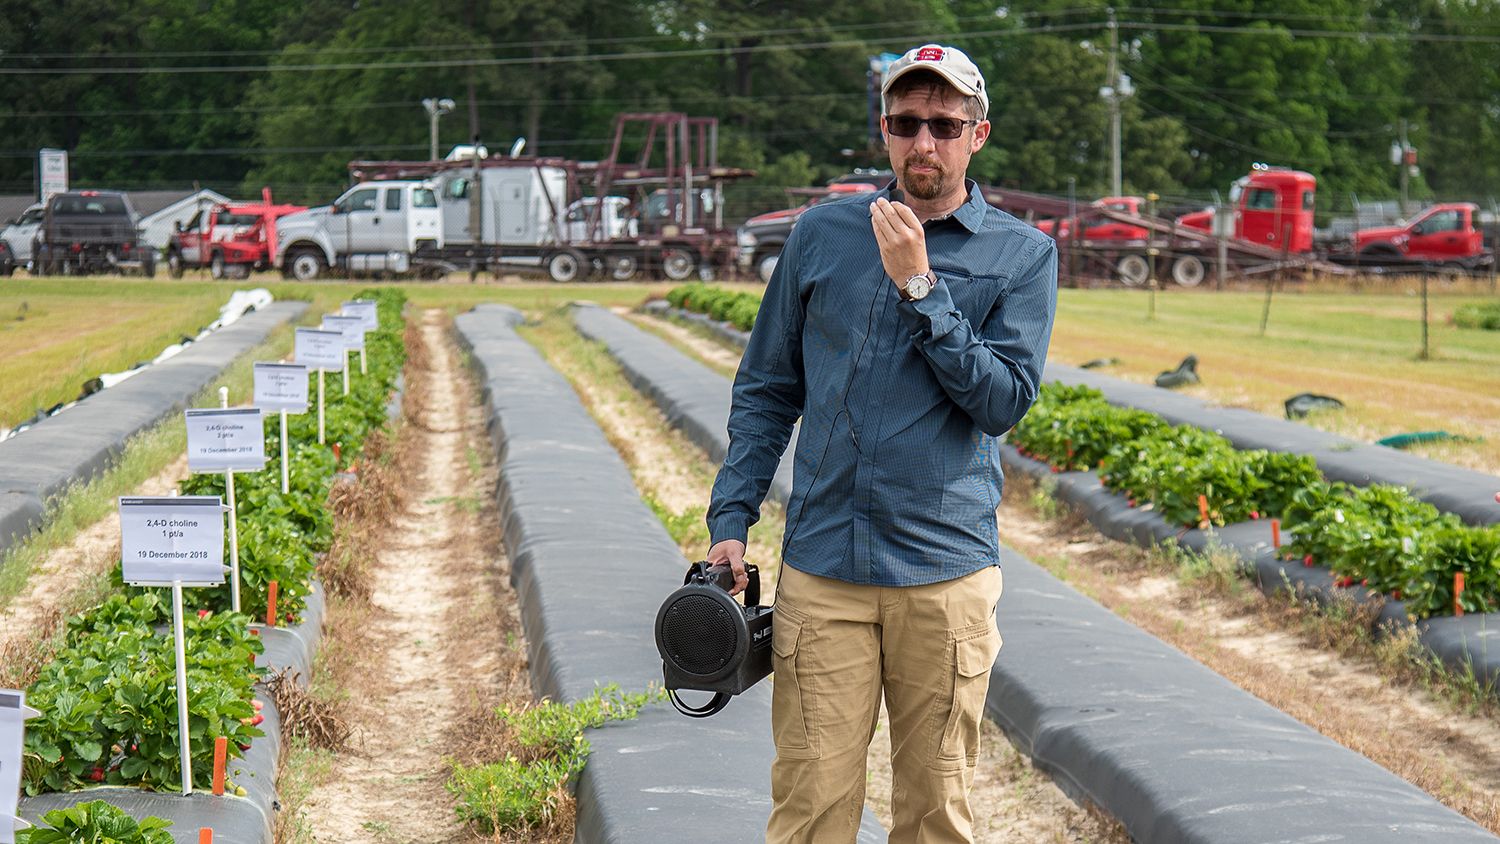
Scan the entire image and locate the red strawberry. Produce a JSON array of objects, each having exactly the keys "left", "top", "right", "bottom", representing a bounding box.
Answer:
[
  {"left": 251, "top": 714, "right": 264, "bottom": 727},
  {"left": 1303, "top": 554, "right": 1315, "bottom": 567},
  {"left": 1361, "top": 579, "right": 1368, "bottom": 586},
  {"left": 1392, "top": 590, "right": 1402, "bottom": 600},
  {"left": 249, "top": 629, "right": 259, "bottom": 636},
  {"left": 1050, "top": 466, "right": 1061, "bottom": 474},
  {"left": 238, "top": 743, "right": 251, "bottom": 751},
  {"left": 1249, "top": 511, "right": 1260, "bottom": 520},
  {"left": 252, "top": 700, "right": 264, "bottom": 712},
  {"left": 90, "top": 767, "right": 105, "bottom": 782}
]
